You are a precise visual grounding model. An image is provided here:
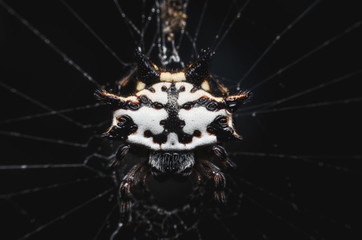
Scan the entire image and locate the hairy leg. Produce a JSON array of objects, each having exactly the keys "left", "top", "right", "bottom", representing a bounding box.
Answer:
[
  {"left": 194, "top": 159, "right": 227, "bottom": 203},
  {"left": 119, "top": 161, "right": 150, "bottom": 212},
  {"left": 109, "top": 144, "right": 130, "bottom": 168},
  {"left": 212, "top": 145, "right": 236, "bottom": 168}
]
